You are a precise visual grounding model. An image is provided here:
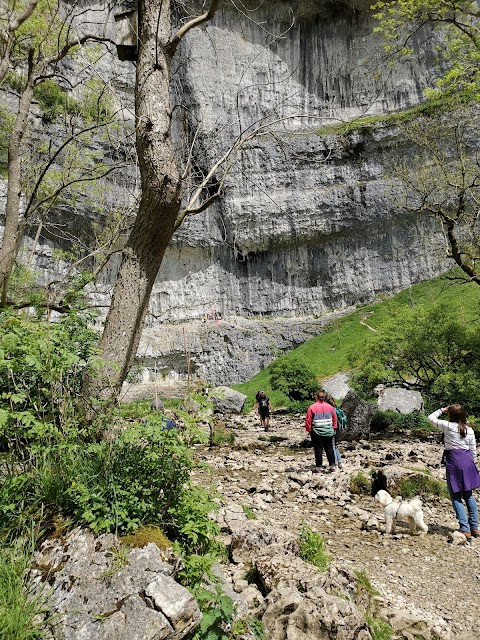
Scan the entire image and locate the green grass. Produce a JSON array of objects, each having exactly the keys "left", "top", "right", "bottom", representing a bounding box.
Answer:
[
  {"left": 397, "top": 473, "right": 449, "bottom": 499},
  {"left": 233, "top": 270, "right": 480, "bottom": 411},
  {"left": 316, "top": 93, "right": 469, "bottom": 137},
  {"left": 349, "top": 471, "right": 371, "bottom": 496},
  {"left": 0, "top": 539, "right": 49, "bottom": 639},
  {"left": 298, "top": 525, "right": 330, "bottom": 572}
]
